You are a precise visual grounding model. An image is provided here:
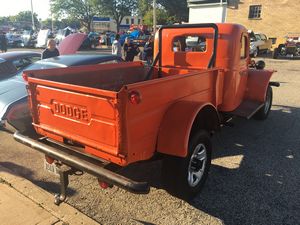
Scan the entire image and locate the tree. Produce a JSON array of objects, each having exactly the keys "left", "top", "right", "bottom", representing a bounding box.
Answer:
[
  {"left": 50, "top": 0, "right": 100, "bottom": 32},
  {"left": 99, "top": 0, "right": 137, "bottom": 32},
  {"left": 157, "top": 0, "right": 188, "bottom": 23},
  {"left": 137, "top": 0, "right": 151, "bottom": 17},
  {"left": 11, "top": 11, "right": 40, "bottom": 30},
  {"left": 41, "top": 18, "right": 81, "bottom": 30},
  {"left": 143, "top": 8, "right": 168, "bottom": 26},
  {"left": 136, "top": 0, "right": 188, "bottom": 25}
]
